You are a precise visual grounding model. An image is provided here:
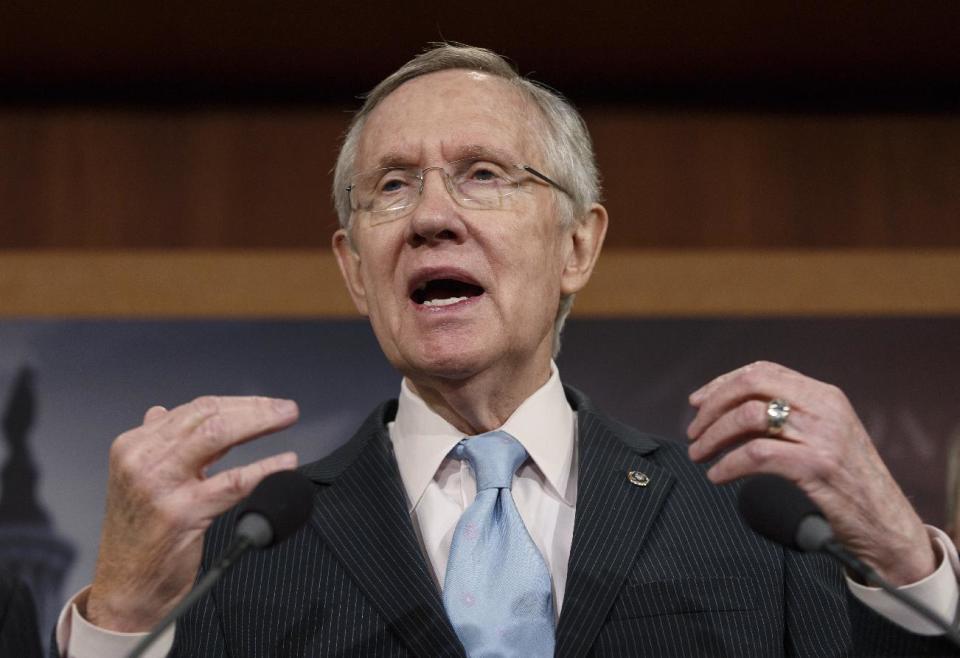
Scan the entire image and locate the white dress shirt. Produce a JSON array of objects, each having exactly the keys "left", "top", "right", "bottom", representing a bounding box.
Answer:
[
  {"left": 390, "top": 363, "right": 577, "bottom": 612},
  {"left": 58, "top": 365, "right": 960, "bottom": 655}
]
